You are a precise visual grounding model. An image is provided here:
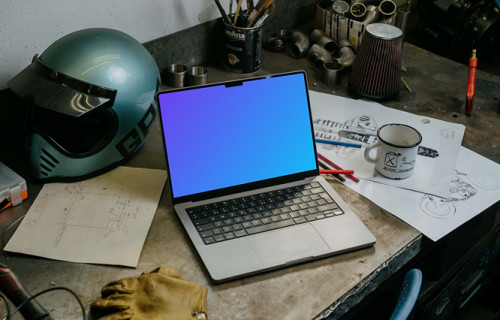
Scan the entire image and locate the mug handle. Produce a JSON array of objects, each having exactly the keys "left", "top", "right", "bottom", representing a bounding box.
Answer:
[{"left": 364, "top": 141, "right": 380, "bottom": 163}]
